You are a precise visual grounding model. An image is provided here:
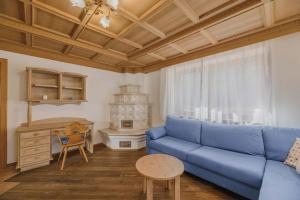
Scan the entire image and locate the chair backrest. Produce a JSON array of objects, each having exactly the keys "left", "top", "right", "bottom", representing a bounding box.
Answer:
[
  {"left": 201, "top": 122, "right": 265, "bottom": 156},
  {"left": 262, "top": 127, "right": 300, "bottom": 162},
  {"left": 56, "top": 122, "right": 89, "bottom": 145},
  {"left": 165, "top": 116, "right": 201, "bottom": 144}
]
